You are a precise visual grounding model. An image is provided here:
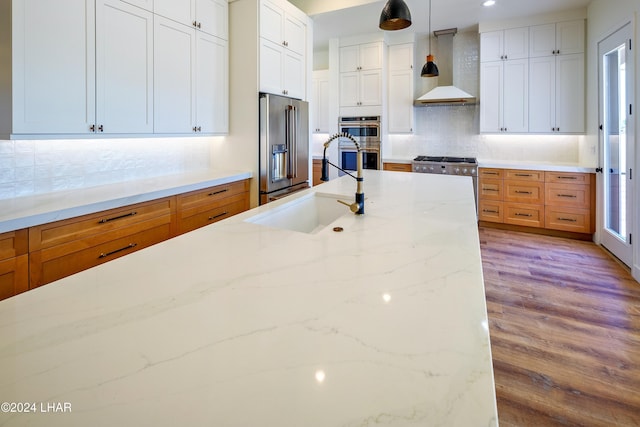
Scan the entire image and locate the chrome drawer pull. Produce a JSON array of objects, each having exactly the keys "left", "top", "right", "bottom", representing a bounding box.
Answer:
[
  {"left": 515, "top": 190, "right": 533, "bottom": 195},
  {"left": 209, "top": 212, "right": 228, "bottom": 221},
  {"left": 558, "top": 217, "right": 577, "bottom": 222},
  {"left": 558, "top": 194, "right": 577, "bottom": 198},
  {"left": 99, "top": 243, "right": 137, "bottom": 259},
  {"left": 99, "top": 211, "right": 138, "bottom": 224},
  {"left": 515, "top": 213, "right": 533, "bottom": 217},
  {"left": 208, "top": 189, "right": 228, "bottom": 196}
]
